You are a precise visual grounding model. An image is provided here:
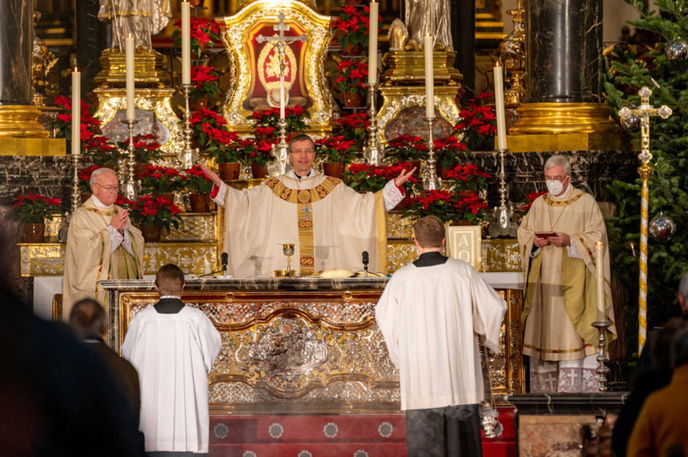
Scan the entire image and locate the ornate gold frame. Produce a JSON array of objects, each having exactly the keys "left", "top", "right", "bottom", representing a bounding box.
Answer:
[
  {"left": 93, "top": 87, "right": 184, "bottom": 160},
  {"left": 217, "top": 0, "right": 335, "bottom": 135}
]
